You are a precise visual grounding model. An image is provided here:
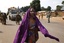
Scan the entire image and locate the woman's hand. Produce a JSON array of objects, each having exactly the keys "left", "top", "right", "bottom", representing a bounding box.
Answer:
[{"left": 44, "top": 34, "right": 59, "bottom": 42}]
